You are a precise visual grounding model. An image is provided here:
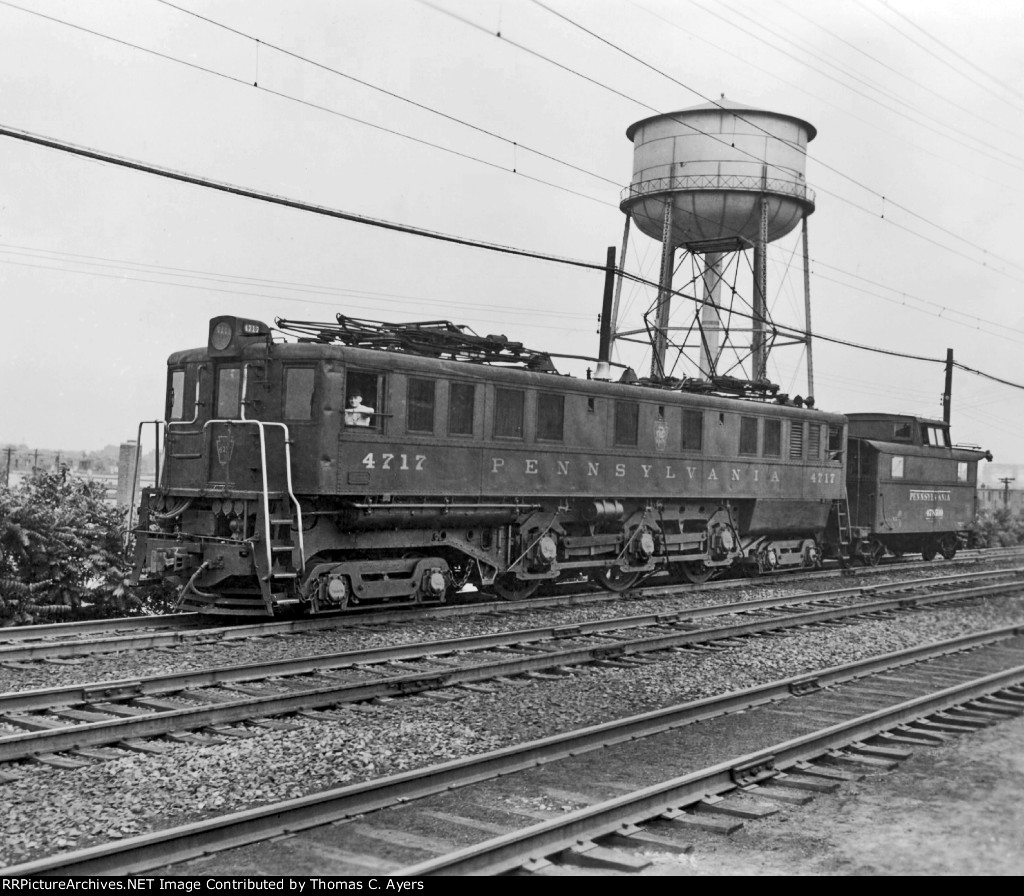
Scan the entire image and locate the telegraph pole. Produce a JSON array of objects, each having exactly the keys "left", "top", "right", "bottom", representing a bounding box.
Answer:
[
  {"left": 999, "top": 477, "right": 1016, "bottom": 509},
  {"left": 943, "top": 348, "right": 953, "bottom": 425},
  {"left": 3, "top": 446, "right": 12, "bottom": 488}
]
